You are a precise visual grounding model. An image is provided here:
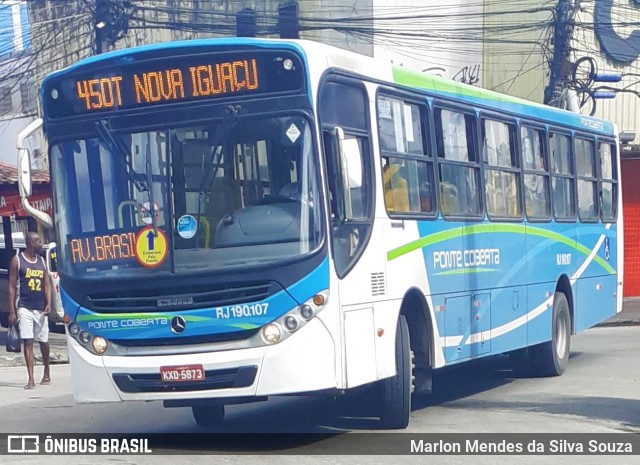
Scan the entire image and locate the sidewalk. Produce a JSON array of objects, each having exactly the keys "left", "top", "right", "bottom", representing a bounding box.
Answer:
[
  {"left": 0, "top": 329, "right": 68, "bottom": 367},
  {"left": 598, "top": 297, "right": 640, "bottom": 326},
  {"left": 0, "top": 298, "right": 638, "bottom": 368}
]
